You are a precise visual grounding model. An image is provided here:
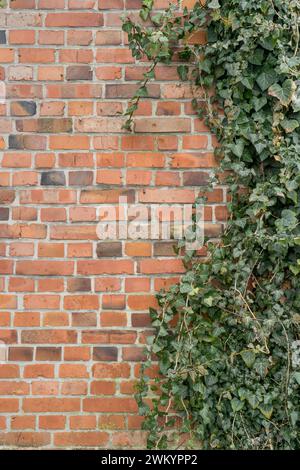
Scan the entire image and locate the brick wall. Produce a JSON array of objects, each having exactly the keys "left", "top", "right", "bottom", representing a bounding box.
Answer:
[{"left": 0, "top": 0, "right": 224, "bottom": 448}]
